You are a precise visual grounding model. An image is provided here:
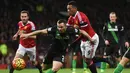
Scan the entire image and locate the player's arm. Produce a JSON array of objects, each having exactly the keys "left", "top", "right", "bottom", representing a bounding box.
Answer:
[
  {"left": 27, "top": 35, "right": 36, "bottom": 39},
  {"left": 21, "top": 29, "right": 48, "bottom": 39},
  {"left": 79, "top": 29, "right": 95, "bottom": 42},
  {"left": 124, "top": 31, "right": 130, "bottom": 48},
  {"left": 12, "top": 29, "right": 20, "bottom": 40}
]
